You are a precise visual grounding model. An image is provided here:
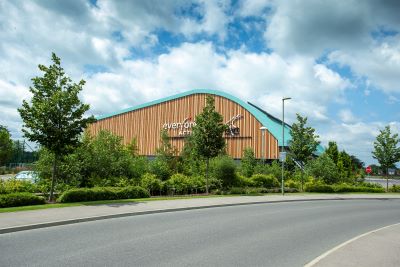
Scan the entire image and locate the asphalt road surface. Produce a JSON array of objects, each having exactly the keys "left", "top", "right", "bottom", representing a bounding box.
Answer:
[
  {"left": 364, "top": 177, "right": 400, "bottom": 187},
  {"left": 1, "top": 199, "right": 400, "bottom": 267}
]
